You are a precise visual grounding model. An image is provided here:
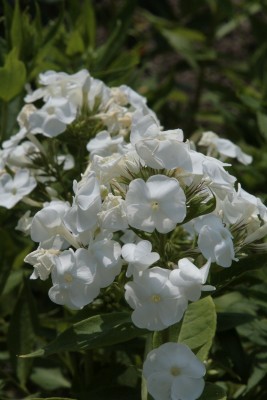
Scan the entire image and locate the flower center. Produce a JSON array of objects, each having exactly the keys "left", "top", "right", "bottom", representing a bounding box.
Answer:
[
  {"left": 11, "top": 187, "right": 17, "bottom": 195},
  {"left": 151, "top": 294, "right": 161, "bottom": 303},
  {"left": 170, "top": 366, "right": 181, "bottom": 376},
  {"left": 151, "top": 201, "right": 159, "bottom": 210},
  {"left": 64, "top": 273, "right": 73, "bottom": 283}
]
